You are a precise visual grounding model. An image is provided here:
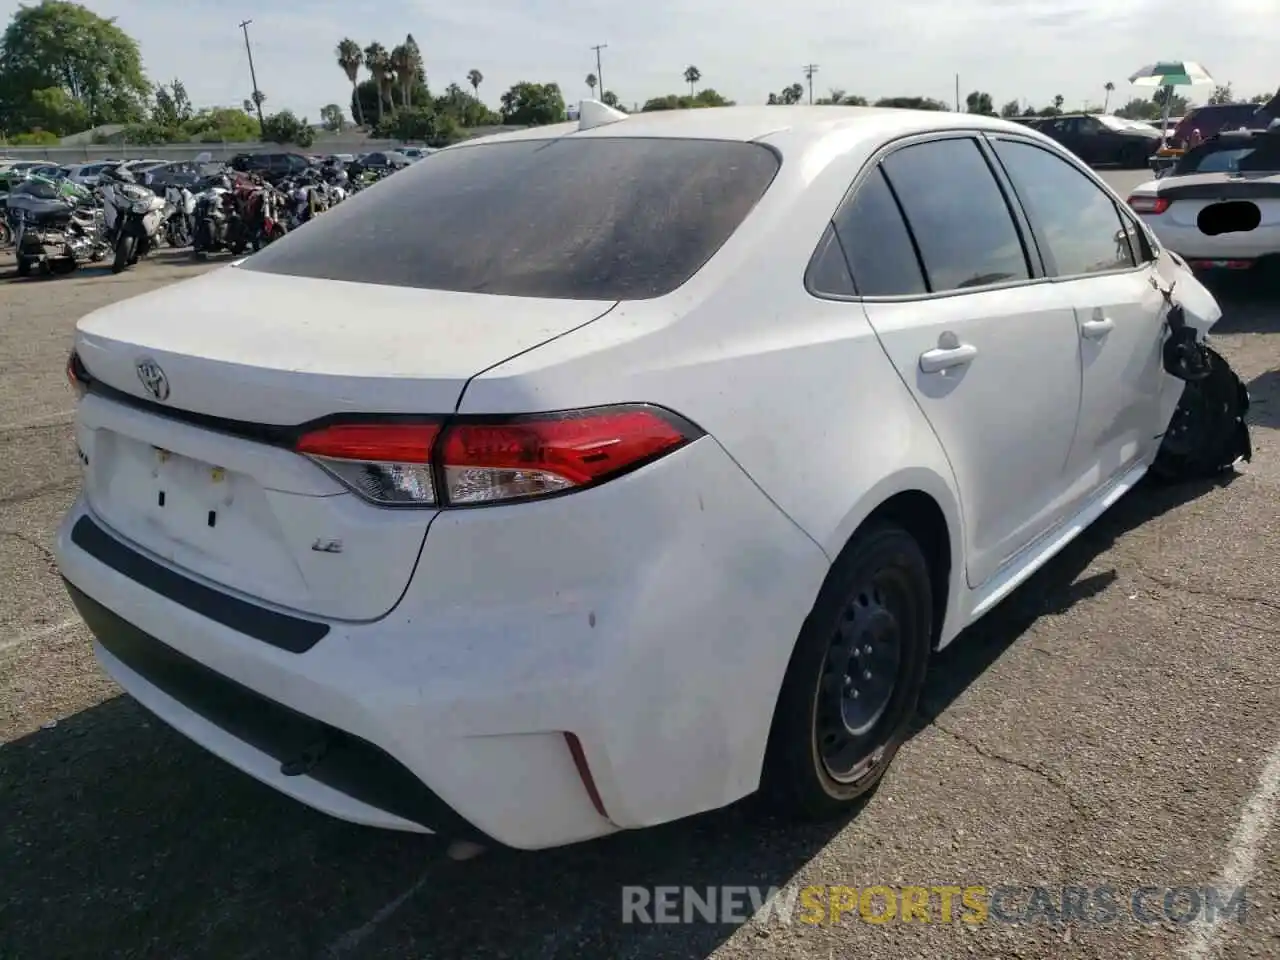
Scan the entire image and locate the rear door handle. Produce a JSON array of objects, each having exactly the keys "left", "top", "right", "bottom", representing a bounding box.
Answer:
[
  {"left": 919, "top": 343, "right": 978, "bottom": 373},
  {"left": 1081, "top": 317, "right": 1115, "bottom": 339}
]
